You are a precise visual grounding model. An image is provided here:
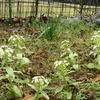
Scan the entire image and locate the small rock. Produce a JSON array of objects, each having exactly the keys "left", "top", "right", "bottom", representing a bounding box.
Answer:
[{"left": 92, "top": 11, "right": 100, "bottom": 25}]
